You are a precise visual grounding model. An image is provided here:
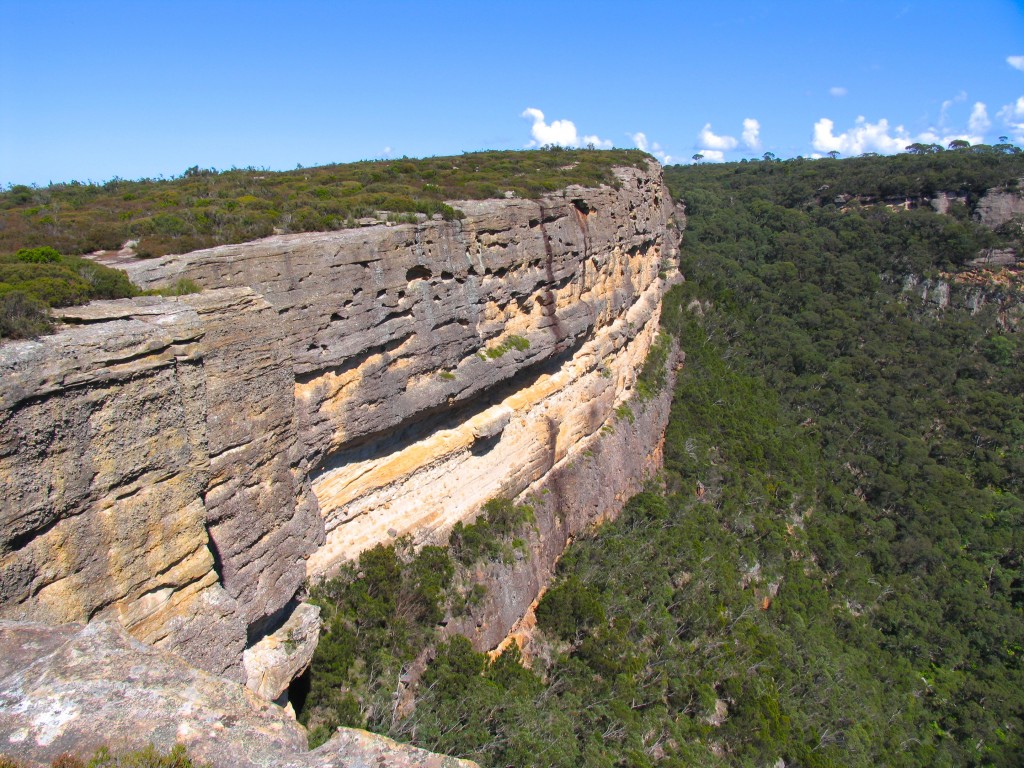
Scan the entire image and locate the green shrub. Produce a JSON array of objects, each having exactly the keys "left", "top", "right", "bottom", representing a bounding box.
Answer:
[
  {"left": 614, "top": 403, "right": 634, "bottom": 423},
  {"left": 0, "top": 290, "right": 53, "bottom": 338},
  {"left": 16, "top": 245, "right": 62, "bottom": 263},
  {"left": 0, "top": 150, "right": 649, "bottom": 257},
  {"left": 85, "top": 743, "right": 209, "bottom": 767},
  {"left": 302, "top": 540, "right": 454, "bottom": 739},
  {"left": 483, "top": 334, "right": 531, "bottom": 360},
  {"left": 0, "top": 247, "right": 142, "bottom": 338},
  {"left": 448, "top": 497, "right": 534, "bottom": 566},
  {"left": 635, "top": 330, "right": 671, "bottom": 401},
  {"left": 535, "top": 576, "right": 605, "bottom": 641},
  {"left": 504, "top": 334, "right": 529, "bottom": 352},
  {"left": 0, "top": 744, "right": 209, "bottom": 768}
]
